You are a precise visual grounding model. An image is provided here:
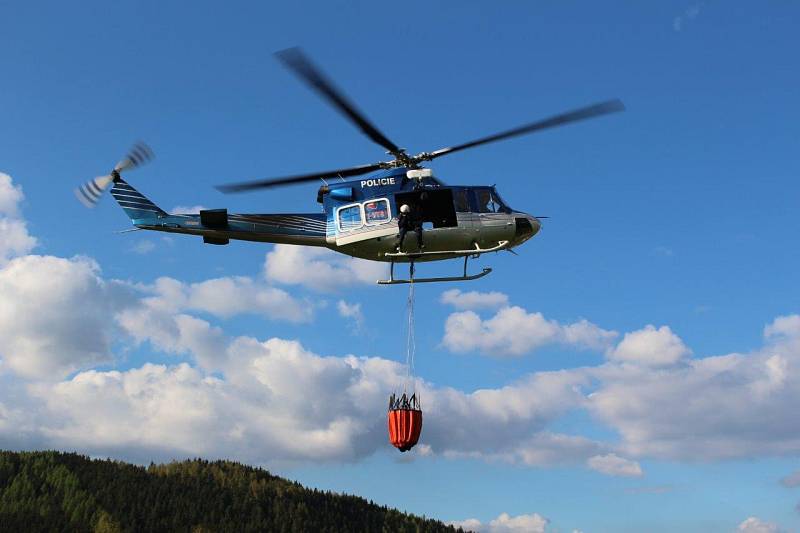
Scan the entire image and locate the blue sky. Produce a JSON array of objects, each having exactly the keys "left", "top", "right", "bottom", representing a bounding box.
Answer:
[{"left": 1, "top": 2, "right": 800, "bottom": 532}]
